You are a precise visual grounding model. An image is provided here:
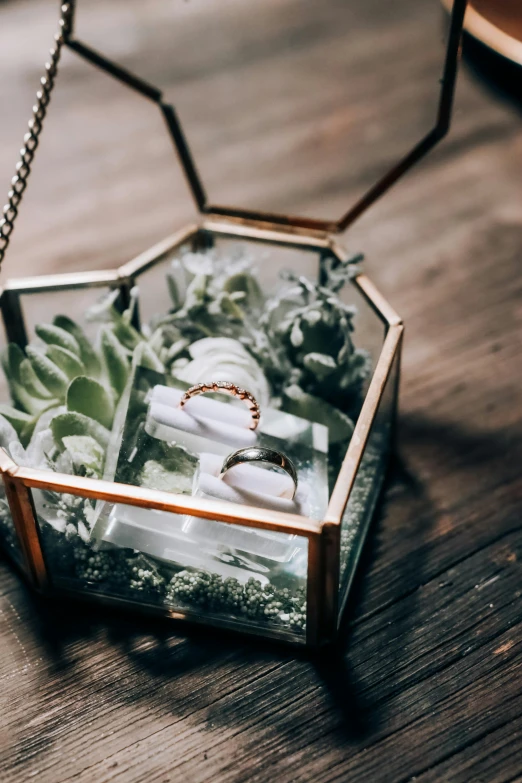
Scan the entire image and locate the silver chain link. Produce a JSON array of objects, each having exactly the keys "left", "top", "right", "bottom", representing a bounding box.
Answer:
[{"left": 0, "top": 3, "right": 72, "bottom": 268}]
